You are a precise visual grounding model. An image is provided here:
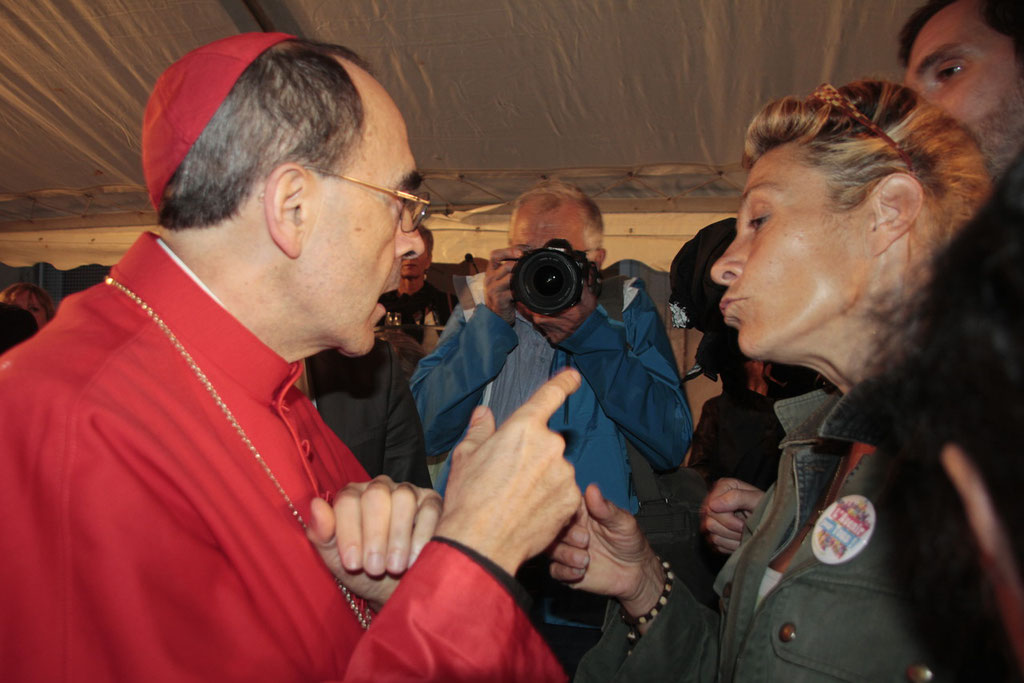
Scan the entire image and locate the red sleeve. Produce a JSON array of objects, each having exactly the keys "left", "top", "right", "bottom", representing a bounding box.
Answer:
[{"left": 342, "top": 541, "right": 568, "bottom": 682}]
